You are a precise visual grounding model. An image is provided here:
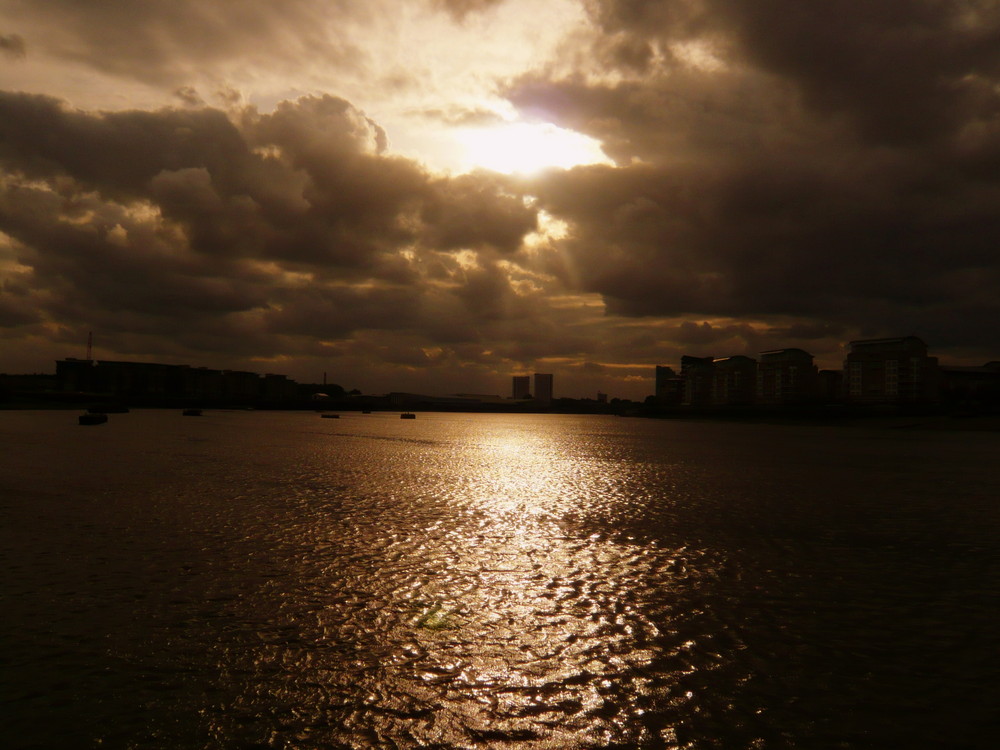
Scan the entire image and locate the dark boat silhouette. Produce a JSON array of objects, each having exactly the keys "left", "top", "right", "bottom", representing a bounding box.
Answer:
[
  {"left": 400, "top": 412, "right": 416, "bottom": 419},
  {"left": 79, "top": 413, "right": 108, "bottom": 425},
  {"left": 321, "top": 414, "right": 340, "bottom": 418},
  {"left": 182, "top": 409, "right": 202, "bottom": 416}
]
